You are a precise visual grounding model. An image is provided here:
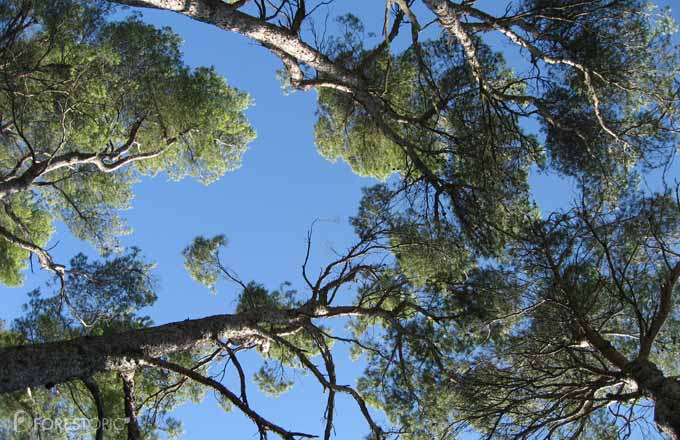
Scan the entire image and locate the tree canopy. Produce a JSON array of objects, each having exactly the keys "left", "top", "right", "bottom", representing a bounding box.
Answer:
[
  {"left": 0, "top": 0, "right": 254, "bottom": 284},
  {"left": 1, "top": 0, "right": 680, "bottom": 439}
]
